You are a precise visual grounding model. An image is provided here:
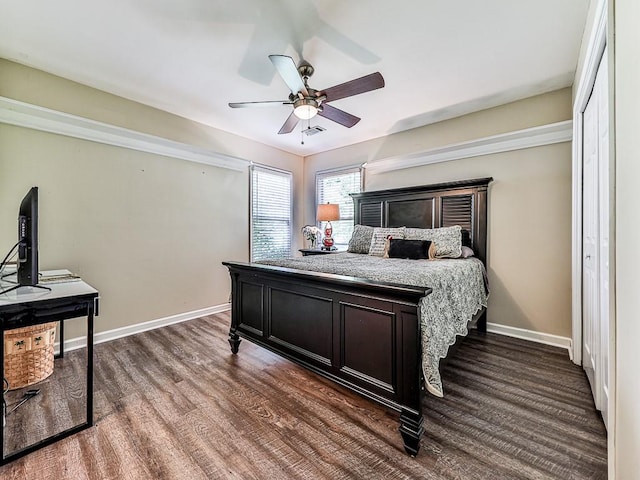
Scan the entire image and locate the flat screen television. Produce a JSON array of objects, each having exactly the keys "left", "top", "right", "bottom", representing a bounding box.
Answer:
[{"left": 17, "top": 187, "right": 39, "bottom": 286}]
